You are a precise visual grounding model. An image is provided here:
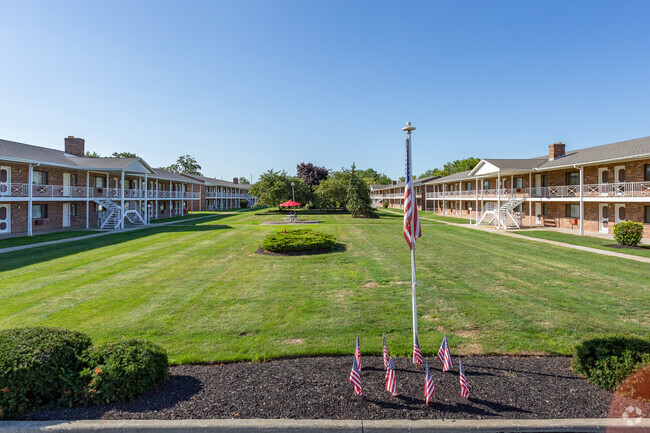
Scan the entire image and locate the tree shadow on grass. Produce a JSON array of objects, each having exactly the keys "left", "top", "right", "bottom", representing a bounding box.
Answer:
[
  {"left": 0, "top": 222, "right": 234, "bottom": 273},
  {"left": 25, "top": 375, "right": 202, "bottom": 421}
]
